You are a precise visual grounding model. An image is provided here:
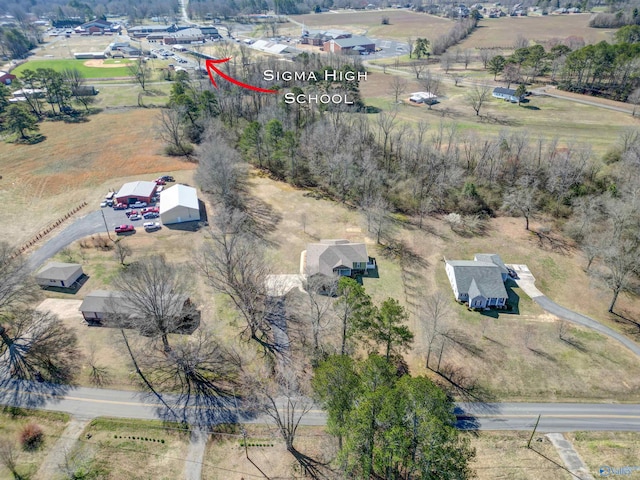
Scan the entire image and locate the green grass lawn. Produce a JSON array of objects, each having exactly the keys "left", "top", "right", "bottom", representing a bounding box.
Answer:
[{"left": 13, "top": 59, "right": 133, "bottom": 78}]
